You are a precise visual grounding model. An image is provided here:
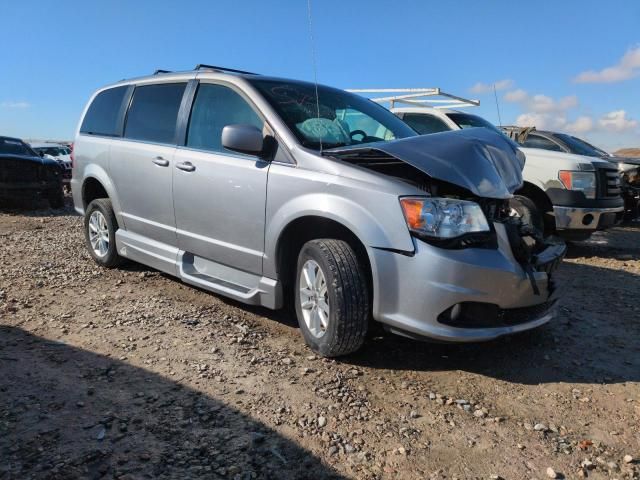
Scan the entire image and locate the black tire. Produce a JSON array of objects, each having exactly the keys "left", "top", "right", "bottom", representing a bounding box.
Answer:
[
  {"left": 48, "top": 186, "right": 65, "bottom": 209},
  {"left": 84, "top": 198, "right": 124, "bottom": 268},
  {"left": 509, "top": 195, "right": 545, "bottom": 235},
  {"left": 294, "top": 239, "right": 370, "bottom": 357}
]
